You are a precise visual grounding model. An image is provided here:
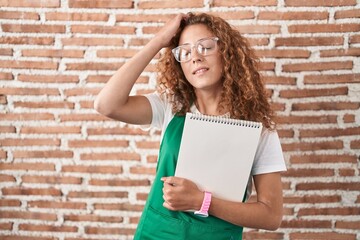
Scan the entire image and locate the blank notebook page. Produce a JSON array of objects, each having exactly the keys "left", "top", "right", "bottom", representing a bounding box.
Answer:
[{"left": 175, "top": 113, "right": 263, "bottom": 202}]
